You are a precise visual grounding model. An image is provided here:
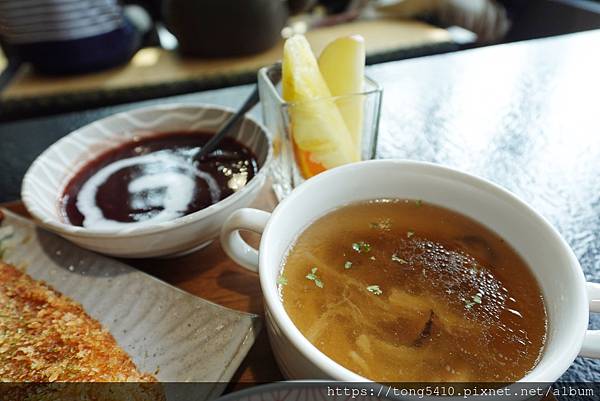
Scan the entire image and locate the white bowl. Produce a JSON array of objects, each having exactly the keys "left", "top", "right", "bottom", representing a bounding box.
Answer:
[
  {"left": 221, "top": 160, "right": 600, "bottom": 396},
  {"left": 22, "top": 103, "right": 272, "bottom": 258}
]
